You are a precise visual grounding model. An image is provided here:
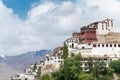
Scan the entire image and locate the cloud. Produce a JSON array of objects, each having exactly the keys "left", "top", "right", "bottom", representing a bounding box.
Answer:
[{"left": 0, "top": 0, "right": 120, "bottom": 55}]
